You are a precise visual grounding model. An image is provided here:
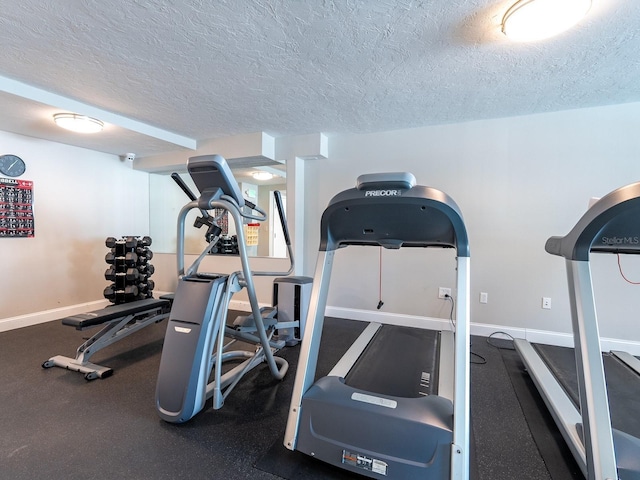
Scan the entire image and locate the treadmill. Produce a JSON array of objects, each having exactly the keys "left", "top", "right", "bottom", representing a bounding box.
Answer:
[
  {"left": 284, "top": 172, "right": 471, "bottom": 479},
  {"left": 514, "top": 182, "right": 640, "bottom": 480}
]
